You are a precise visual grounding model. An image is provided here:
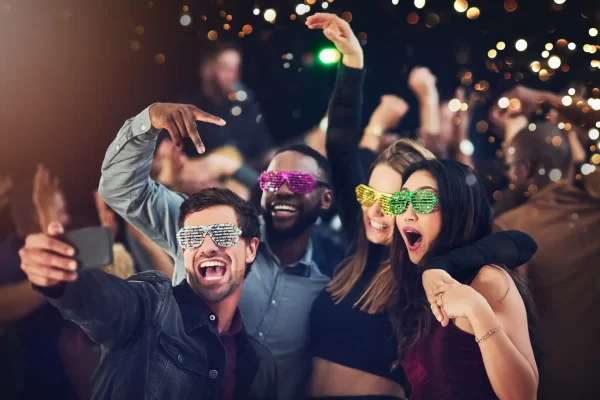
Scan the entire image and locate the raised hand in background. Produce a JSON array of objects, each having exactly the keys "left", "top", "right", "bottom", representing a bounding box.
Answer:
[
  {"left": 306, "top": 13, "right": 364, "bottom": 69},
  {"left": 32, "top": 165, "right": 70, "bottom": 234}
]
